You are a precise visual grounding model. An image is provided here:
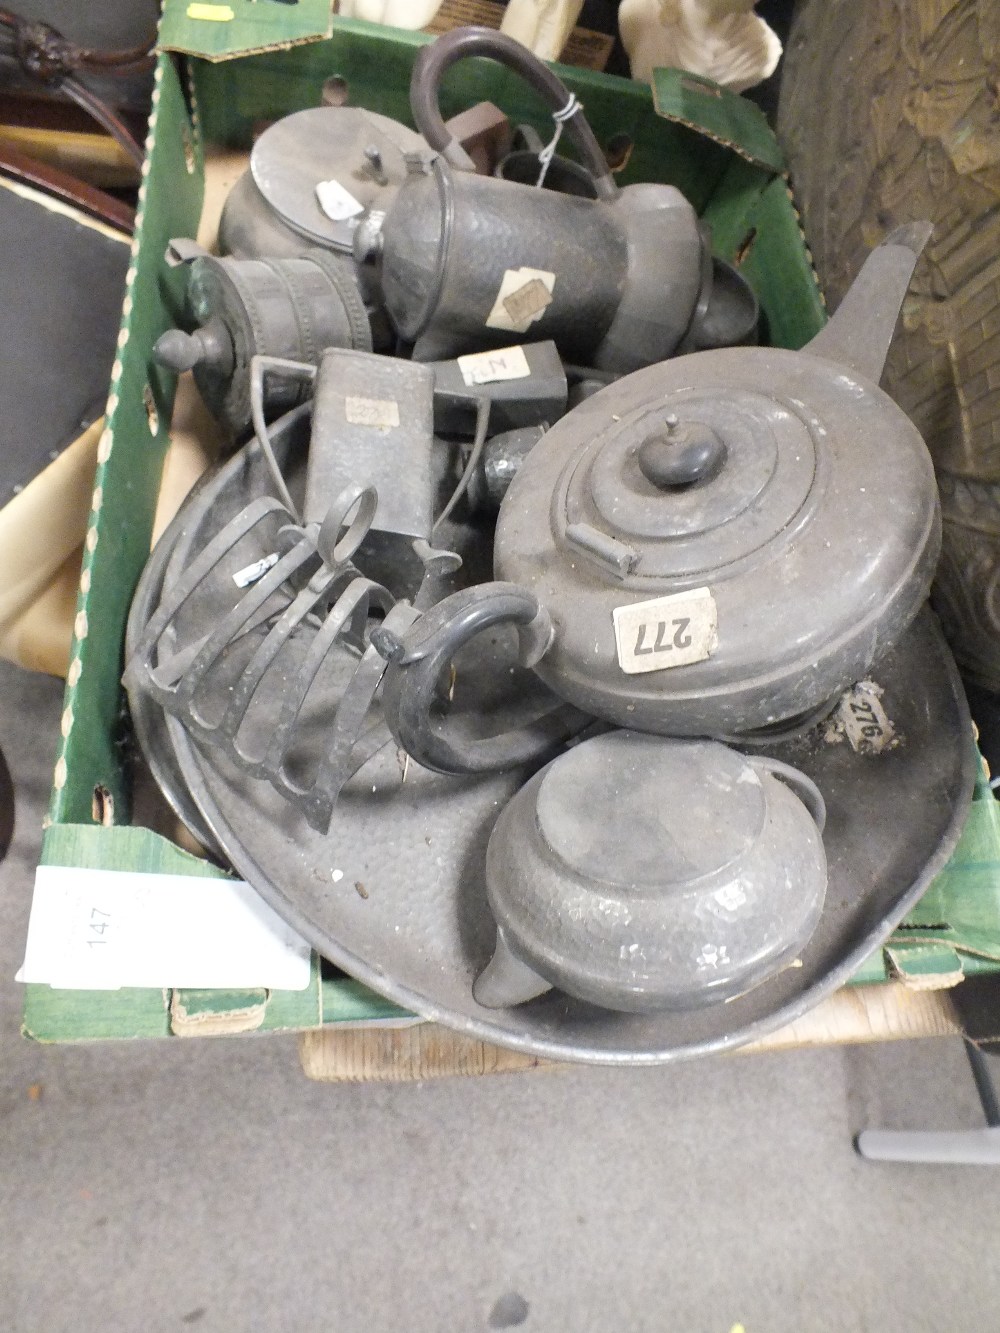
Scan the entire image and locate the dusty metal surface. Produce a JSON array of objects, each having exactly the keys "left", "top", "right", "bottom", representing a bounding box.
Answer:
[
  {"left": 165, "top": 604, "right": 974, "bottom": 1063},
  {"left": 125, "top": 428, "right": 974, "bottom": 1060},
  {"left": 475, "top": 733, "right": 828, "bottom": 1012},
  {"left": 369, "top": 25, "right": 755, "bottom": 370},
  {"left": 218, "top": 106, "right": 427, "bottom": 259},
  {"left": 153, "top": 250, "right": 372, "bottom": 435},
  {"left": 491, "top": 232, "right": 941, "bottom": 737},
  {"left": 123, "top": 361, "right": 975, "bottom": 1061}
]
